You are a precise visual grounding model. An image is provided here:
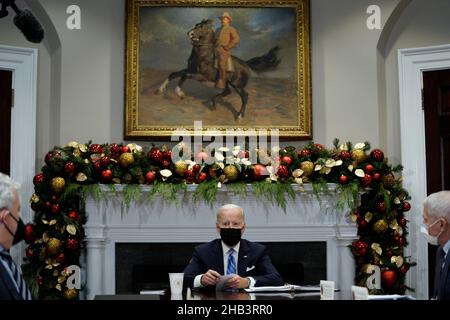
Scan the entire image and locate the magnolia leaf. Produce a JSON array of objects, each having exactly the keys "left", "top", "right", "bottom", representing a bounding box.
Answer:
[
  {"left": 355, "top": 169, "right": 365, "bottom": 178},
  {"left": 354, "top": 142, "right": 365, "bottom": 150}
]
